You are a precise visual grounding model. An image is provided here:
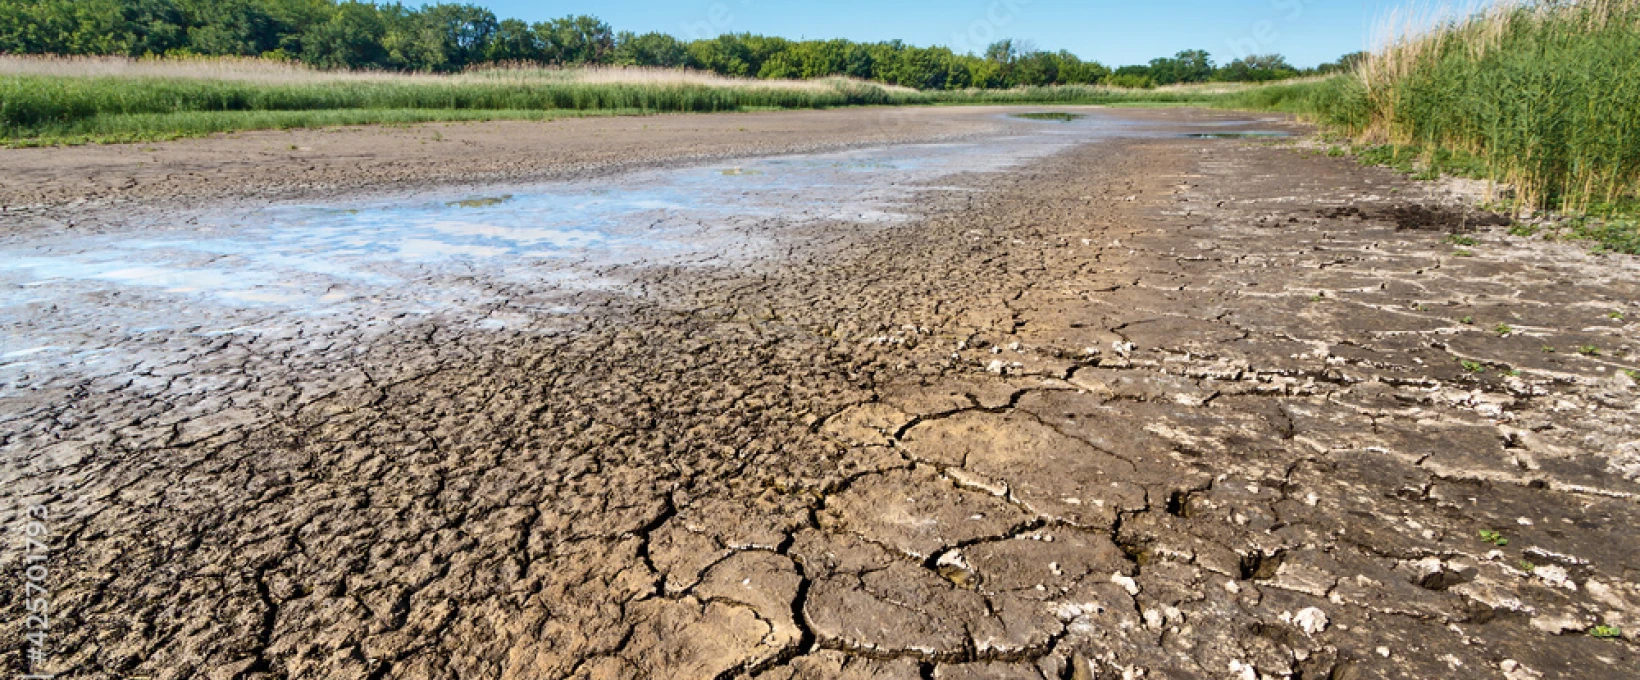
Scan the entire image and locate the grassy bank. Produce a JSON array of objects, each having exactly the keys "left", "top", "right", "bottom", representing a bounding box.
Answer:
[
  {"left": 1300, "top": 1, "right": 1640, "bottom": 222},
  {"left": 1, "top": 108, "right": 666, "bottom": 146},
  {"left": 1216, "top": 0, "right": 1639, "bottom": 254},
  {"left": 0, "top": 67, "right": 888, "bottom": 144},
  {"left": 0, "top": 56, "right": 1260, "bottom": 145},
  {"left": 1367, "top": 0, "right": 1640, "bottom": 214}
]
